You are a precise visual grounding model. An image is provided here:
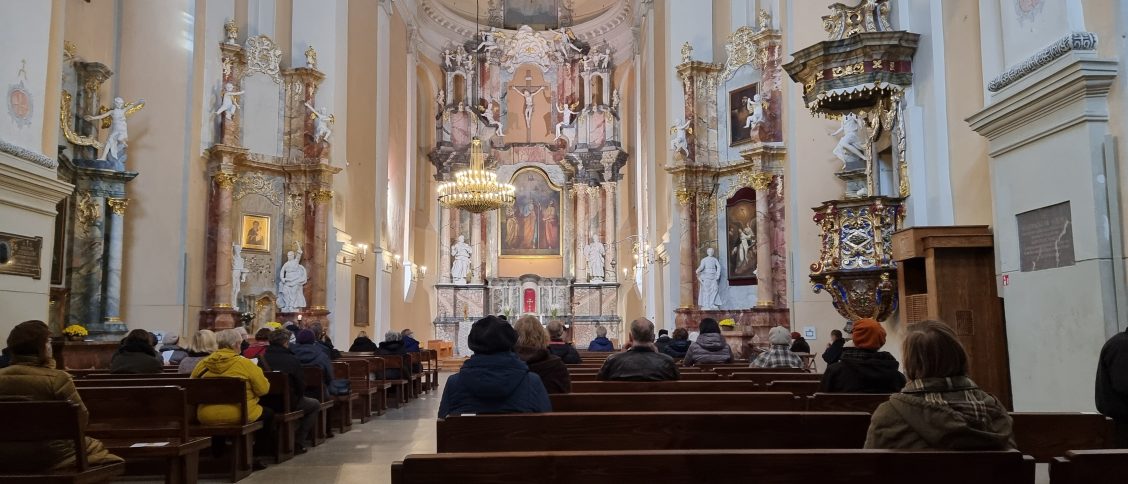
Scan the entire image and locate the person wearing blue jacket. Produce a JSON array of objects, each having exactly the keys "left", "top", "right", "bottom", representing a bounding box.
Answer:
[
  {"left": 438, "top": 316, "right": 551, "bottom": 418},
  {"left": 401, "top": 329, "right": 422, "bottom": 353},
  {"left": 587, "top": 324, "right": 615, "bottom": 351},
  {"left": 292, "top": 329, "right": 333, "bottom": 389}
]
